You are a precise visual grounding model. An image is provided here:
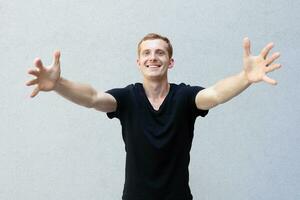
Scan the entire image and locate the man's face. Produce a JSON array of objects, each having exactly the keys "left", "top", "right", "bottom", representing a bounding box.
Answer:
[{"left": 137, "top": 39, "right": 174, "bottom": 80}]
